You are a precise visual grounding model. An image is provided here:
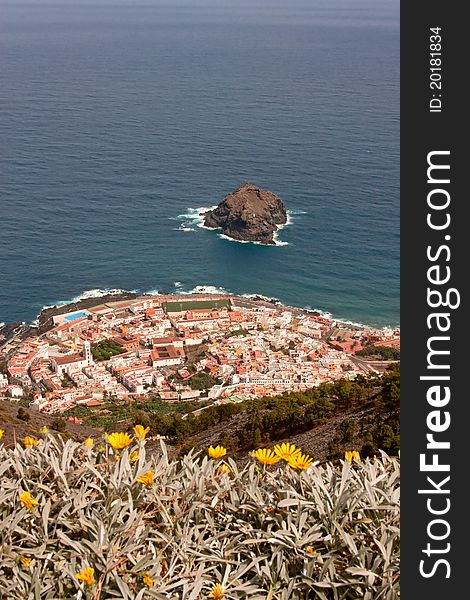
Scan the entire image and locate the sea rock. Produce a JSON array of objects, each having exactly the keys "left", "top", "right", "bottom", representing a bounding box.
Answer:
[{"left": 203, "top": 183, "right": 287, "bottom": 245}]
